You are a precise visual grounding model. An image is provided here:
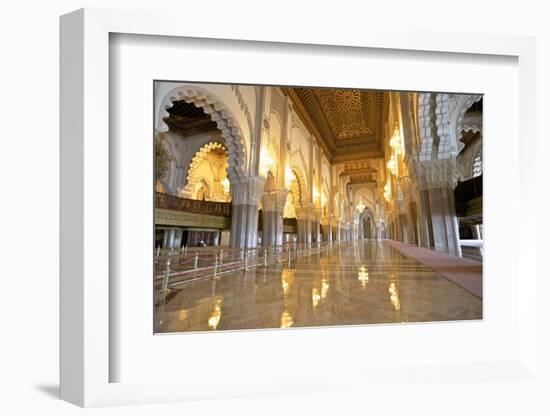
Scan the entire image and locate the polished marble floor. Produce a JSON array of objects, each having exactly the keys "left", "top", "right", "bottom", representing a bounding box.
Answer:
[{"left": 155, "top": 241, "right": 482, "bottom": 333}]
